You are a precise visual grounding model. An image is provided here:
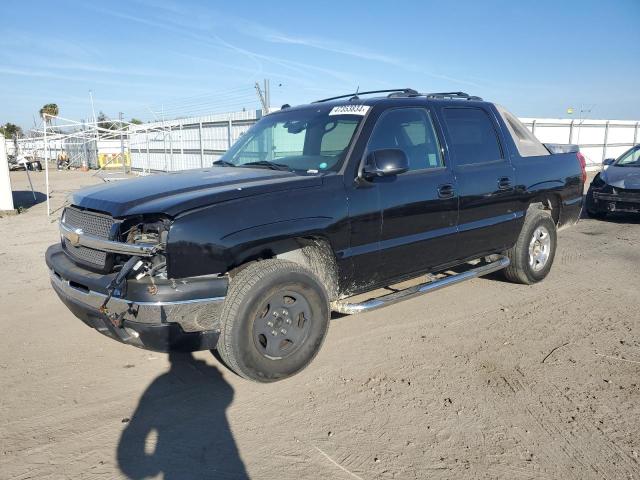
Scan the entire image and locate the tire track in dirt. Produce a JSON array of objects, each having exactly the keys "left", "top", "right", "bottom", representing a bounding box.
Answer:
[{"left": 481, "top": 365, "right": 639, "bottom": 479}]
